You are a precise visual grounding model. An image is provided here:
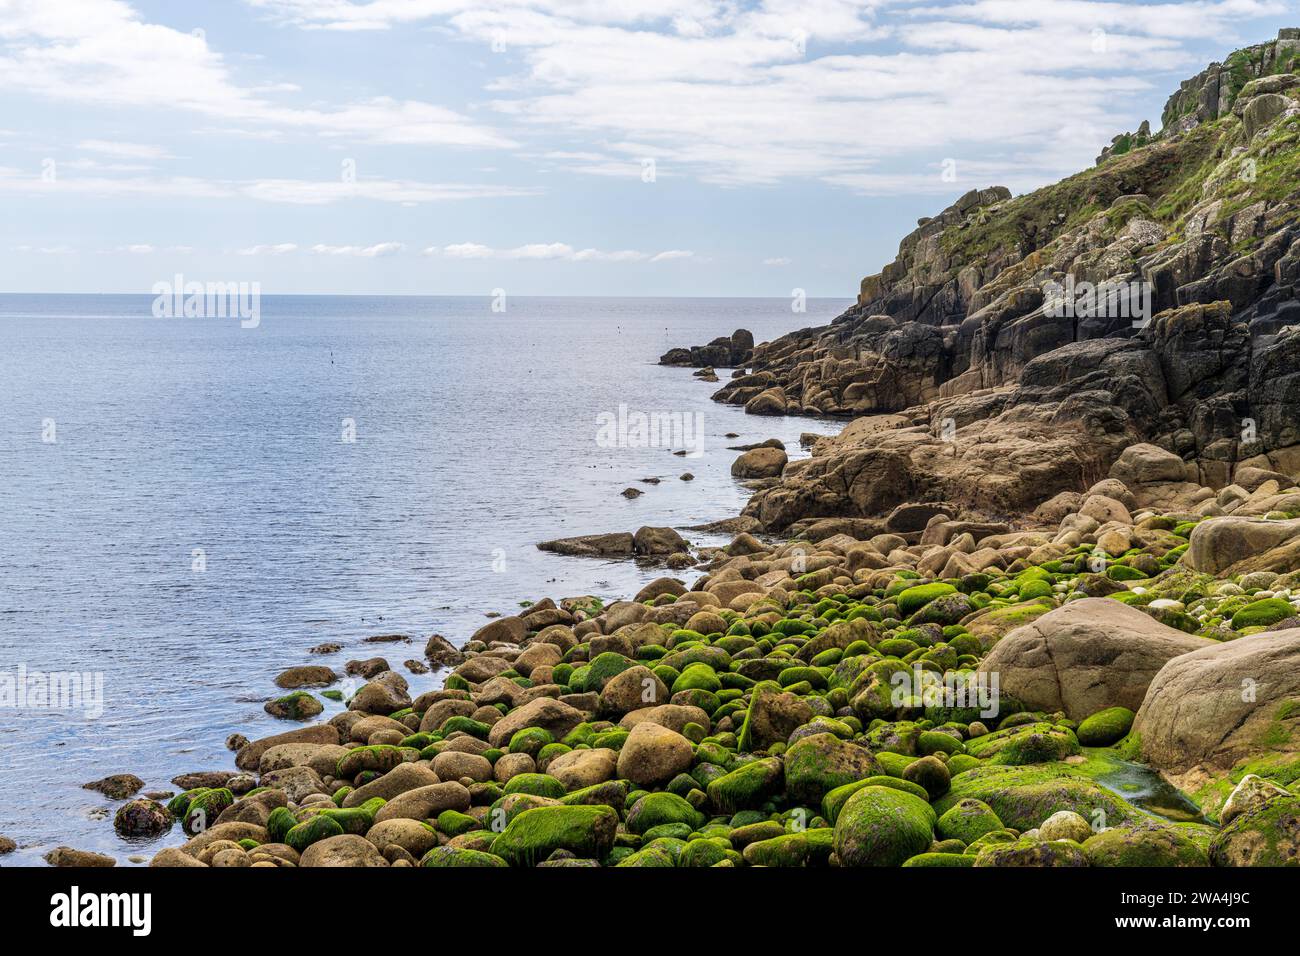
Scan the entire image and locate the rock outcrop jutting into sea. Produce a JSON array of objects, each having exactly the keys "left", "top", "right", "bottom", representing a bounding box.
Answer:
[
  {"left": 666, "top": 29, "right": 1300, "bottom": 534},
  {"left": 36, "top": 32, "right": 1300, "bottom": 871}
]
